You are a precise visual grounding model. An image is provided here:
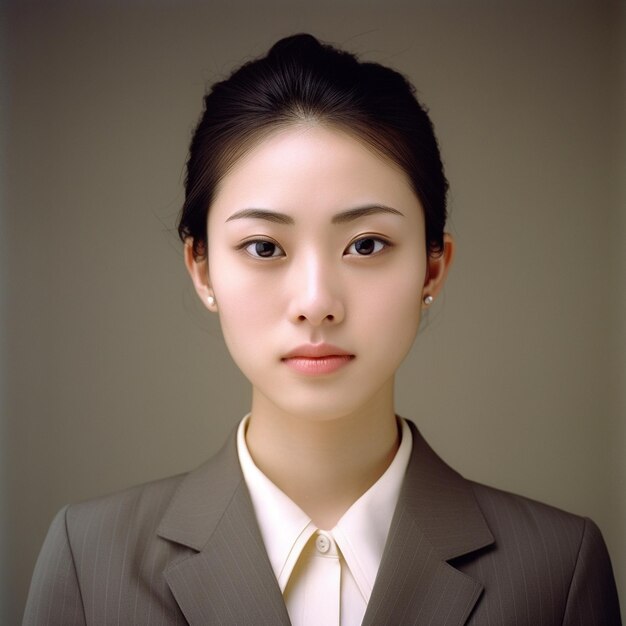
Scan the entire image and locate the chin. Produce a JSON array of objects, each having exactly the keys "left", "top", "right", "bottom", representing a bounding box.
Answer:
[
  {"left": 264, "top": 384, "right": 385, "bottom": 423},
  {"left": 278, "top": 405, "right": 360, "bottom": 423}
]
